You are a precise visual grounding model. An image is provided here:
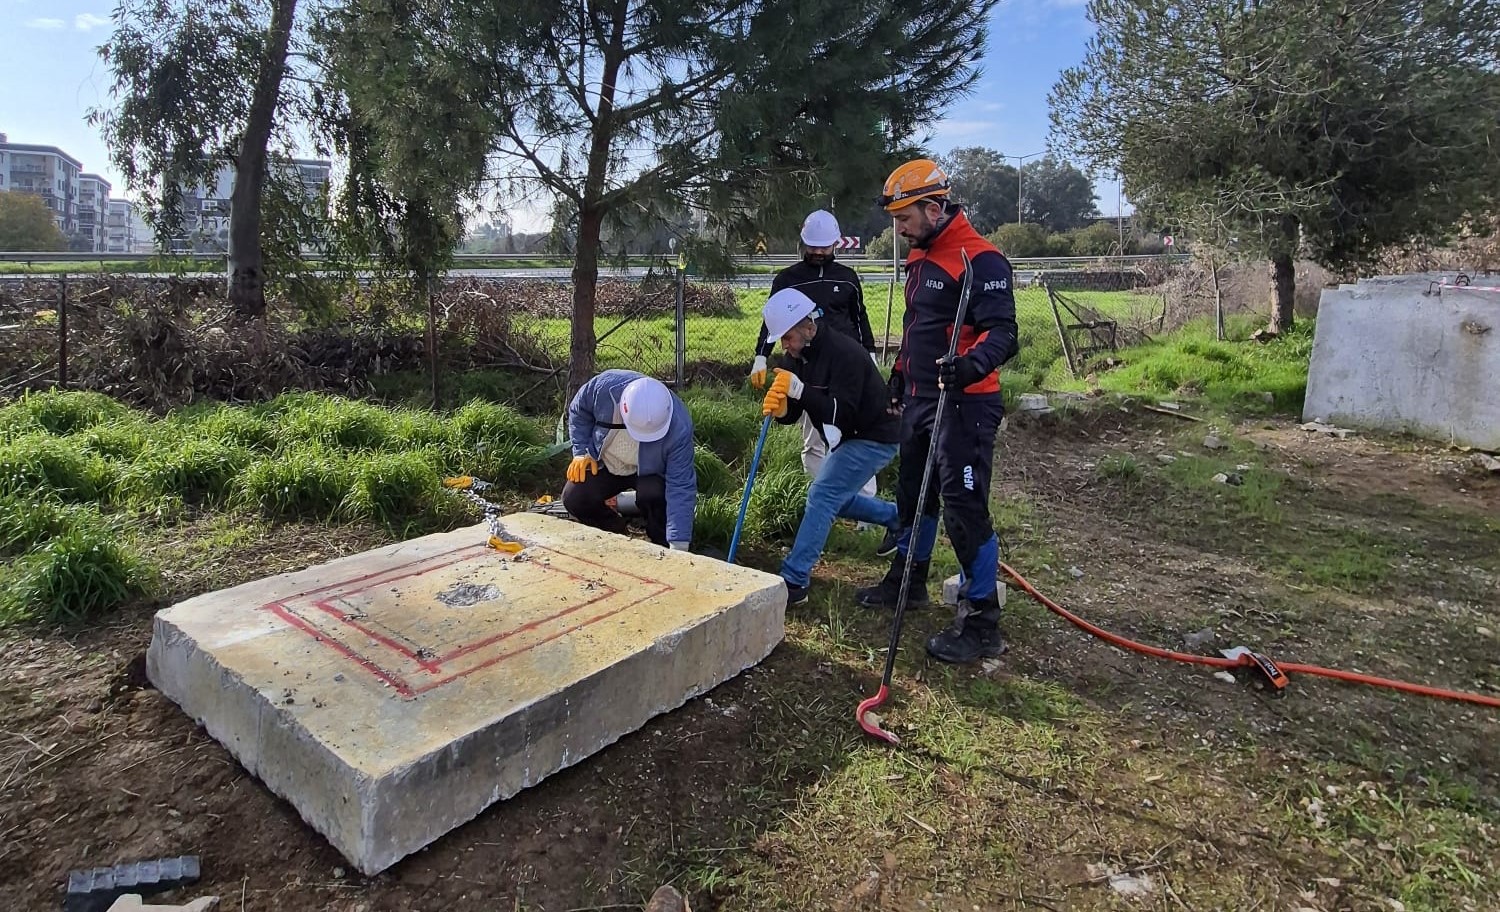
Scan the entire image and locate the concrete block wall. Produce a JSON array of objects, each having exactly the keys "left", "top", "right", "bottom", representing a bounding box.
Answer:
[{"left": 1303, "top": 275, "right": 1499, "bottom": 451}]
